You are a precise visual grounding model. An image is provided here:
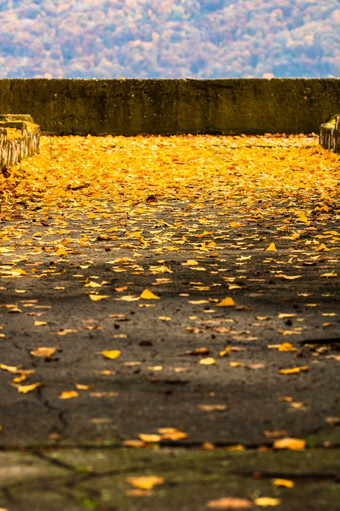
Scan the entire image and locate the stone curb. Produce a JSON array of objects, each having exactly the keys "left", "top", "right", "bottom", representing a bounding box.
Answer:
[{"left": 0, "top": 114, "right": 40, "bottom": 167}]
